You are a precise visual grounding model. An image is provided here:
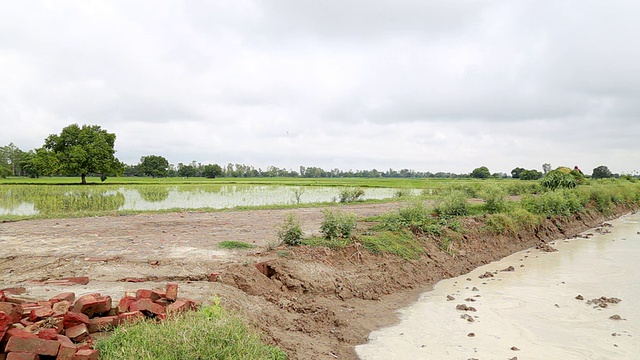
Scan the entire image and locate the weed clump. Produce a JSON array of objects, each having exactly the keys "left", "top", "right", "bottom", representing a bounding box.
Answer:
[
  {"left": 320, "top": 210, "right": 357, "bottom": 239},
  {"left": 338, "top": 187, "right": 365, "bottom": 202},
  {"left": 277, "top": 214, "right": 304, "bottom": 246},
  {"left": 435, "top": 190, "right": 469, "bottom": 218}
]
